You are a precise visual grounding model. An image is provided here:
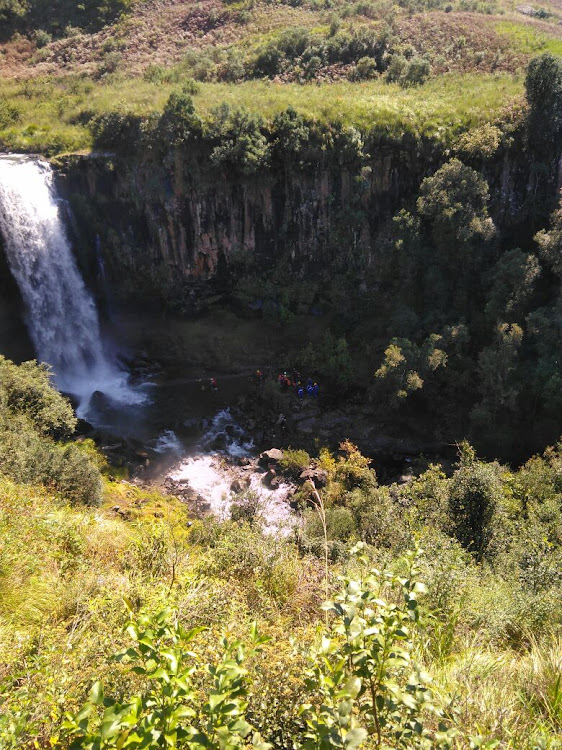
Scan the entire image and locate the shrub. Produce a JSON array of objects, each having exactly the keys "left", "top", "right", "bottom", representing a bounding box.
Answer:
[
  {"left": 96, "top": 50, "right": 122, "bottom": 77},
  {"left": 334, "top": 440, "right": 376, "bottom": 491},
  {"left": 203, "top": 522, "right": 301, "bottom": 604},
  {"left": 0, "top": 416, "right": 102, "bottom": 505},
  {"left": 456, "top": 122, "right": 502, "bottom": 160},
  {"left": 62, "top": 608, "right": 272, "bottom": 749},
  {"left": 90, "top": 110, "right": 145, "bottom": 151},
  {"left": 386, "top": 54, "right": 407, "bottom": 82},
  {"left": 278, "top": 447, "right": 311, "bottom": 477},
  {"left": 220, "top": 50, "right": 246, "bottom": 82},
  {"left": 33, "top": 27, "right": 51, "bottom": 47},
  {"left": 353, "top": 55, "right": 378, "bottom": 80},
  {"left": 0, "top": 357, "right": 76, "bottom": 439},
  {"left": 208, "top": 104, "right": 270, "bottom": 174},
  {"left": 301, "top": 546, "right": 455, "bottom": 748},
  {"left": 251, "top": 26, "right": 391, "bottom": 80},
  {"left": 271, "top": 106, "right": 312, "bottom": 165},
  {"left": 230, "top": 490, "right": 264, "bottom": 526},
  {"left": 159, "top": 90, "right": 202, "bottom": 146},
  {"left": 0, "top": 98, "right": 21, "bottom": 129},
  {"left": 448, "top": 442, "right": 503, "bottom": 558},
  {"left": 305, "top": 504, "right": 357, "bottom": 542},
  {"left": 348, "top": 485, "right": 406, "bottom": 548},
  {"left": 400, "top": 56, "right": 430, "bottom": 87},
  {"left": 0, "top": 358, "right": 101, "bottom": 505}
]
